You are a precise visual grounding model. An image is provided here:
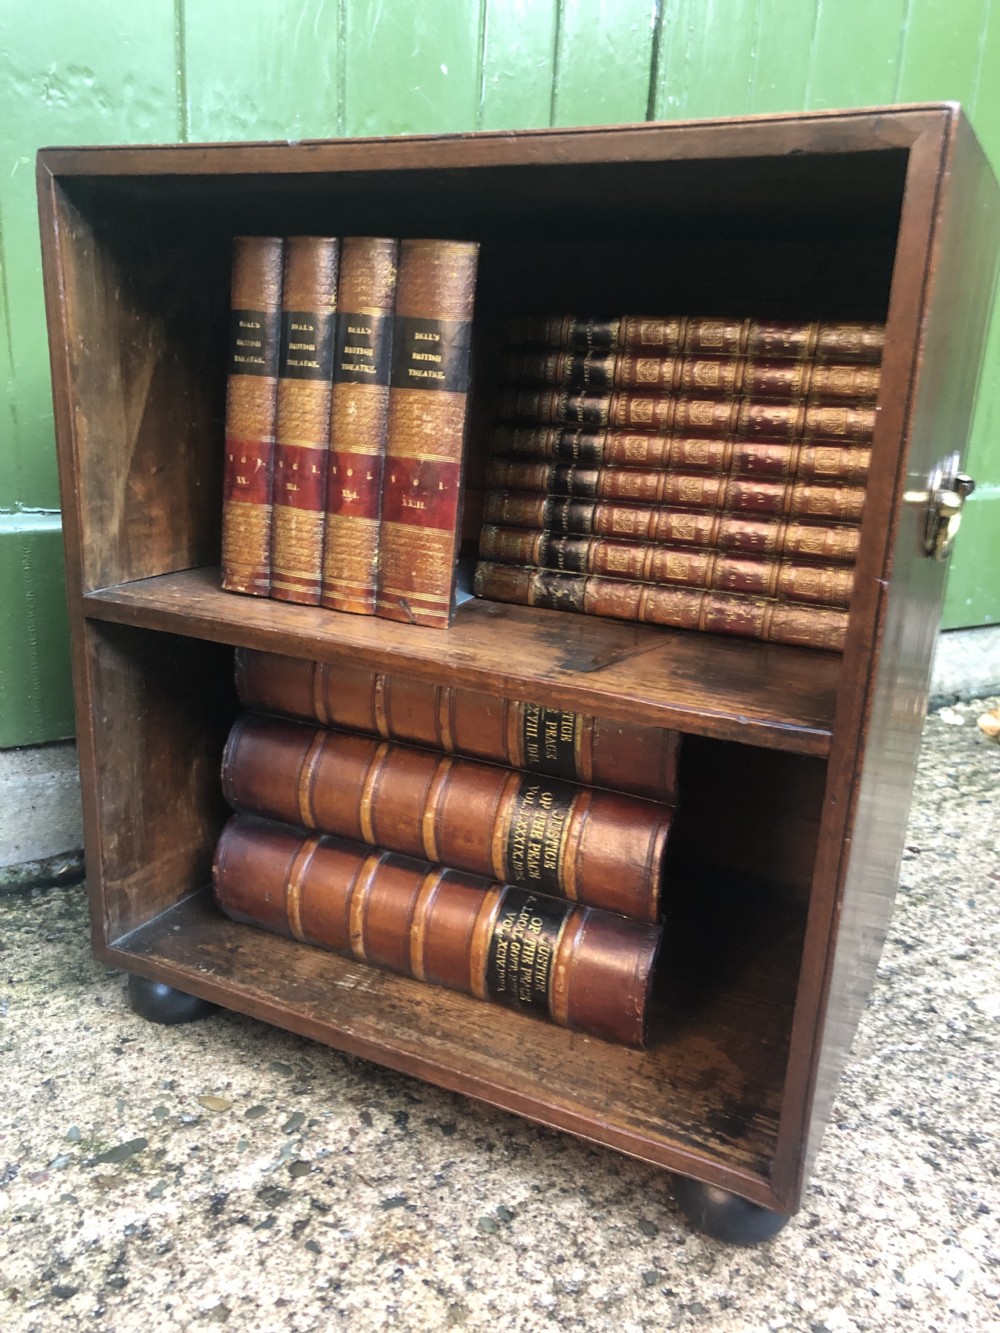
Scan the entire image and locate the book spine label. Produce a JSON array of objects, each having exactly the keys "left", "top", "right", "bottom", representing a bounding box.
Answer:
[
  {"left": 221, "top": 237, "right": 284, "bottom": 596},
  {"left": 322, "top": 237, "right": 399, "bottom": 615},
  {"left": 213, "top": 814, "right": 661, "bottom": 1047},
  {"left": 474, "top": 561, "right": 849, "bottom": 652},
  {"left": 221, "top": 713, "right": 670, "bottom": 921},
  {"left": 270, "top": 237, "right": 340, "bottom": 605},
  {"left": 376, "top": 239, "right": 479, "bottom": 629},
  {"left": 234, "top": 647, "right": 681, "bottom": 803},
  {"left": 503, "top": 315, "right": 885, "bottom": 362}
]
